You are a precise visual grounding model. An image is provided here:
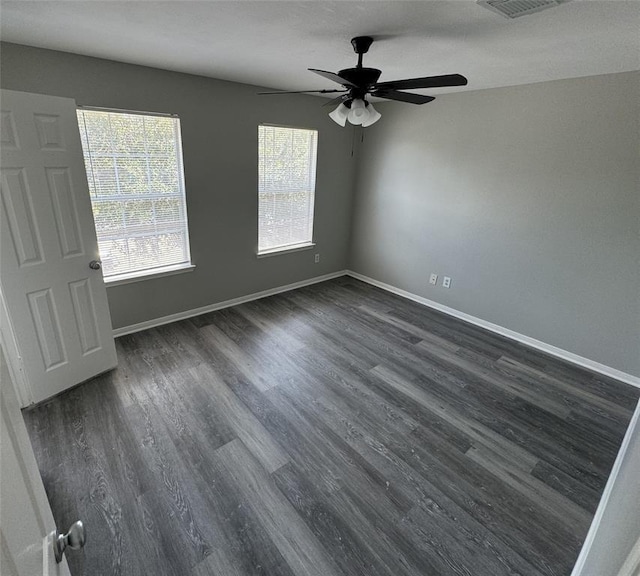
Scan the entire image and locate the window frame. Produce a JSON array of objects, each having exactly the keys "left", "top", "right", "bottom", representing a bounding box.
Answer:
[
  {"left": 76, "top": 105, "right": 194, "bottom": 284},
  {"left": 257, "top": 123, "right": 318, "bottom": 257}
]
